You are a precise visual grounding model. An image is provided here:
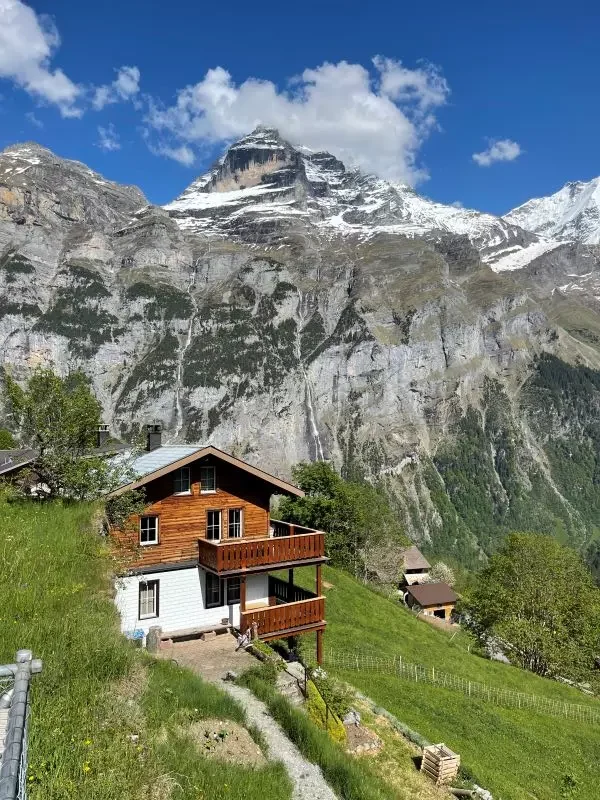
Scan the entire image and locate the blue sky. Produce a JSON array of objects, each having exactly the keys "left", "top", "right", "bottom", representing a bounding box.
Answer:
[{"left": 1, "top": 0, "right": 599, "bottom": 214}]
